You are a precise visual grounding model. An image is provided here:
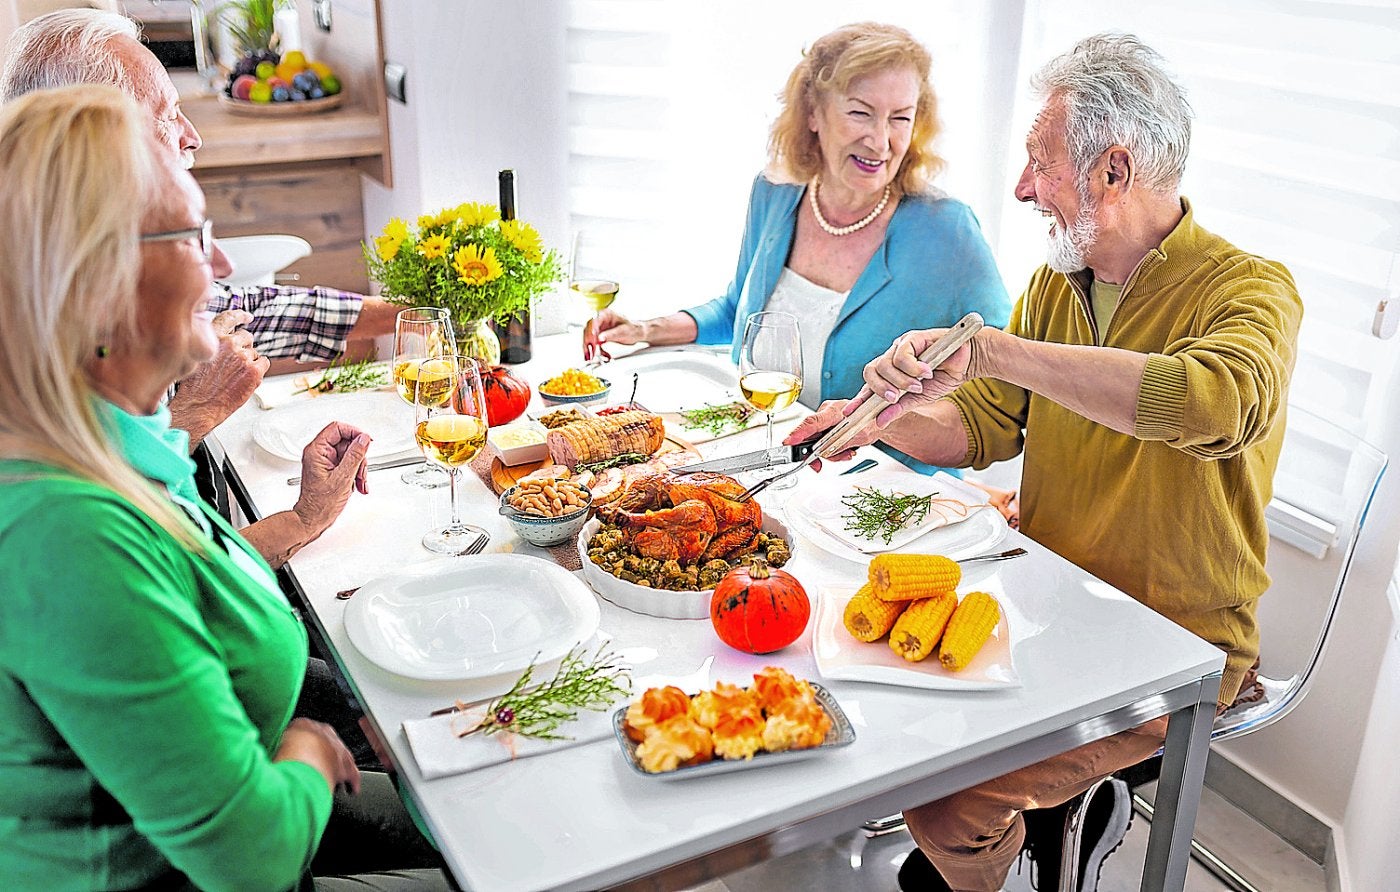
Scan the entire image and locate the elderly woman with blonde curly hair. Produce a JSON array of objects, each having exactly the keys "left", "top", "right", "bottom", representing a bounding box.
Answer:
[
  {"left": 0, "top": 85, "right": 447, "bottom": 890},
  {"left": 595, "top": 22, "right": 1010, "bottom": 470}
]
